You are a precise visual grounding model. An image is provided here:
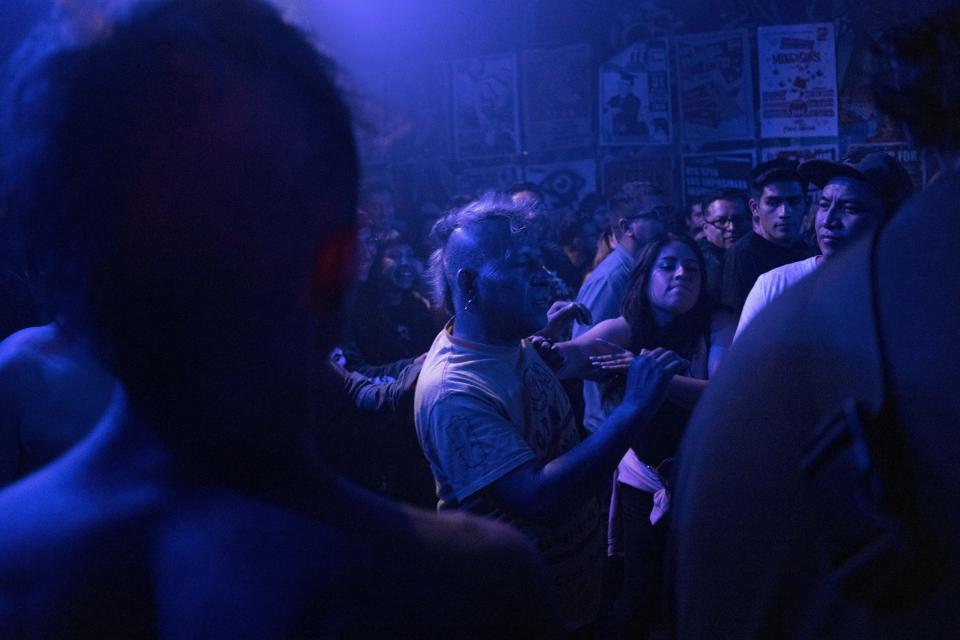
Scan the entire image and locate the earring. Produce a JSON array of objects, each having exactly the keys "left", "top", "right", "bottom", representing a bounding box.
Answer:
[{"left": 464, "top": 297, "right": 475, "bottom": 311}]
